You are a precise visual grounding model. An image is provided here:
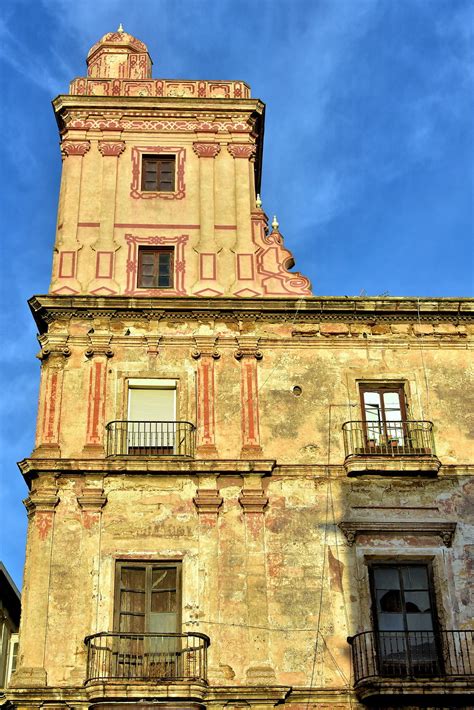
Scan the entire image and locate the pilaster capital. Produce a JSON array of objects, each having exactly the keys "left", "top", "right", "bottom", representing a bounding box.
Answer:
[
  {"left": 85, "top": 333, "right": 114, "bottom": 358},
  {"left": 37, "top": 333, "right": 71, "bottom": 361},
  {"left": 98, "top": 140, "right": 126, "bottom": 157},
  {"left": 192, "top": 336, "right": 220, "bottom": 359},
  {"left": 193, "top": 142, "right": 221, "bottom": 158},
  {"left": 60, "top": 140, "right": 90, "bottom": 159},
  {"left": 193, "top": 488, "right": 223, "bottom": 515},
  {"left": 227, "top": 143, "right": 256, "bottom": 160},
  {"left": 24, "top": 489, "right": 59, "bottom": 518},
  {"left": 234, "top": 337, "right": 262, "bottom": 360},
  {"left": 77, "top": 487, "right": 107, "bottom": 511},
  {"left": 239, "top": 473, "right": 268, "bottom": 513}
]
